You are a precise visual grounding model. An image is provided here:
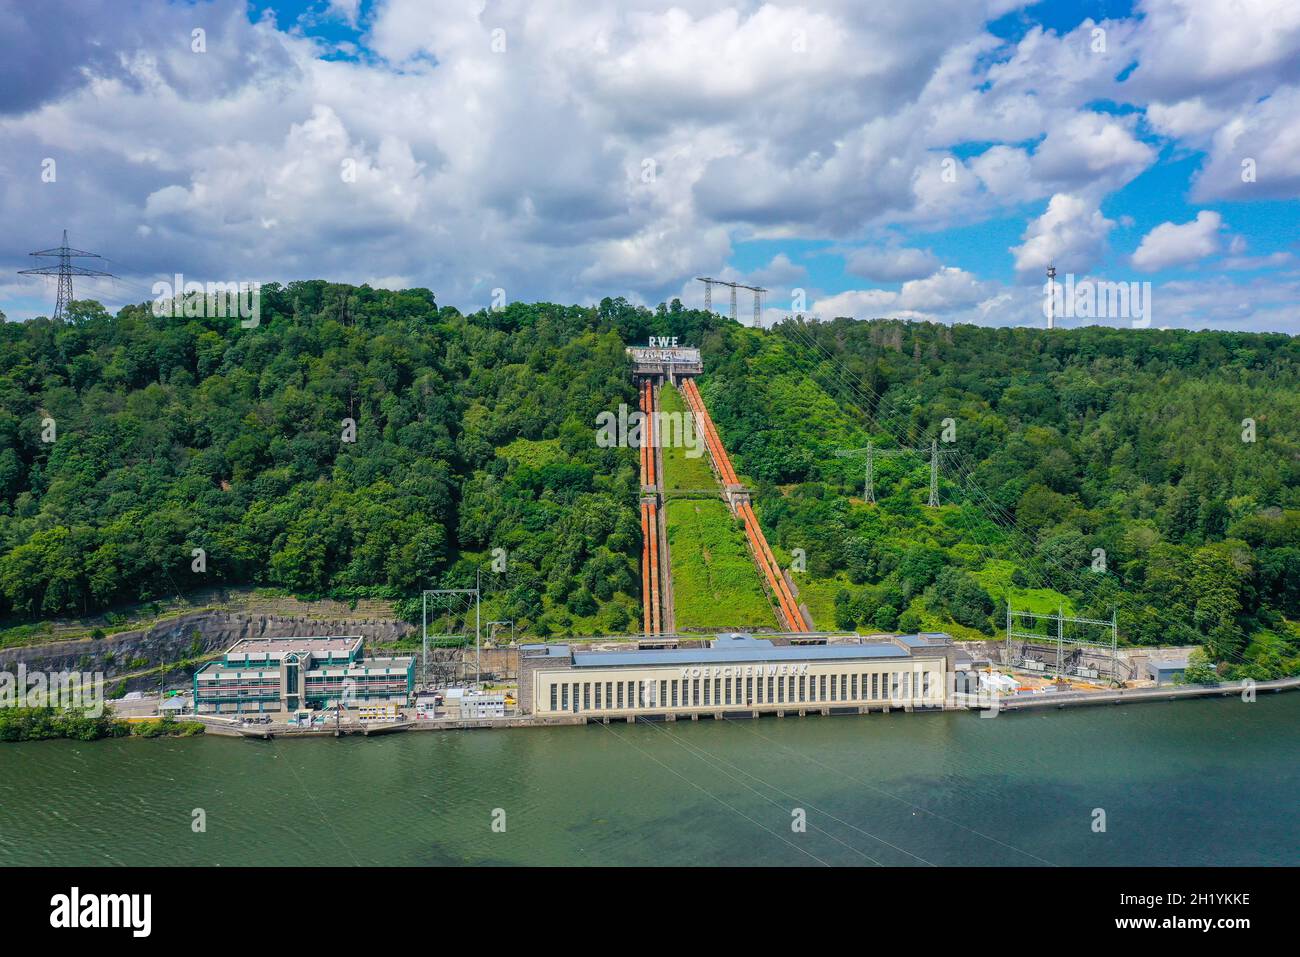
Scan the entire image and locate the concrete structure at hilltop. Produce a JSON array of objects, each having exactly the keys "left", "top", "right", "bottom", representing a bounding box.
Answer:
[
  {"left": 193, "top": 636, "right": 414, "bottom": 715},
  {"left": 626, "top": 345, "right": 703, "bottom": 382},
  {"left": 518, "top": 633, "right": 957, "bottom": 719}
]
